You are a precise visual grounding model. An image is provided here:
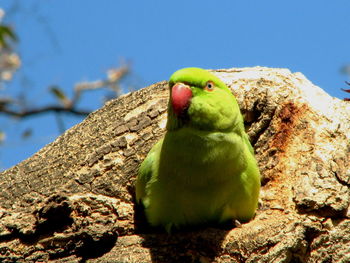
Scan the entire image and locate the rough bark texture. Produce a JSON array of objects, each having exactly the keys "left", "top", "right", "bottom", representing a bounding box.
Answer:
[{"left": 0, "top": 67, "right": 349, "bottom": 263}]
